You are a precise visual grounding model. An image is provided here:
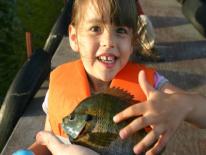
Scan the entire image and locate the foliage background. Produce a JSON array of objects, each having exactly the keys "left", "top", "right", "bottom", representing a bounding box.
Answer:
[{"left": 0, "top": 0, "right": 64, "bottom": 106}]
